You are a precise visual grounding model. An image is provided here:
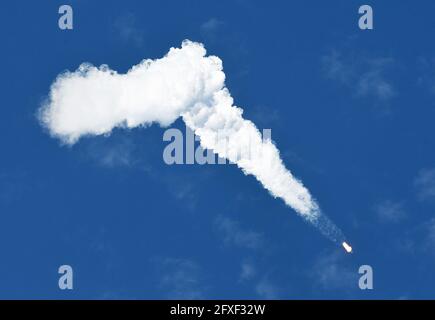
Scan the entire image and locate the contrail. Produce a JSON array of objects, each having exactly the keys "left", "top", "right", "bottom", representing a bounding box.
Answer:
[{"left": 39, "top": 40, "right": 349, "bottom": 249}]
